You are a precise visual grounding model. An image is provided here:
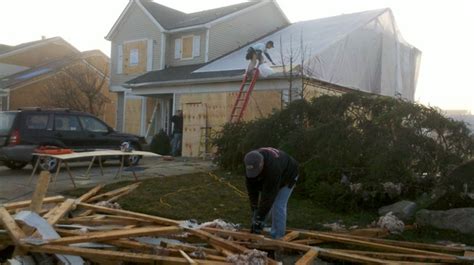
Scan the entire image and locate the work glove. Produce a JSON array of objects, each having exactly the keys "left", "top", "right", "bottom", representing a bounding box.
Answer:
[{"left": 251, "top": 220, "right": 264, "bottom": 234}]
